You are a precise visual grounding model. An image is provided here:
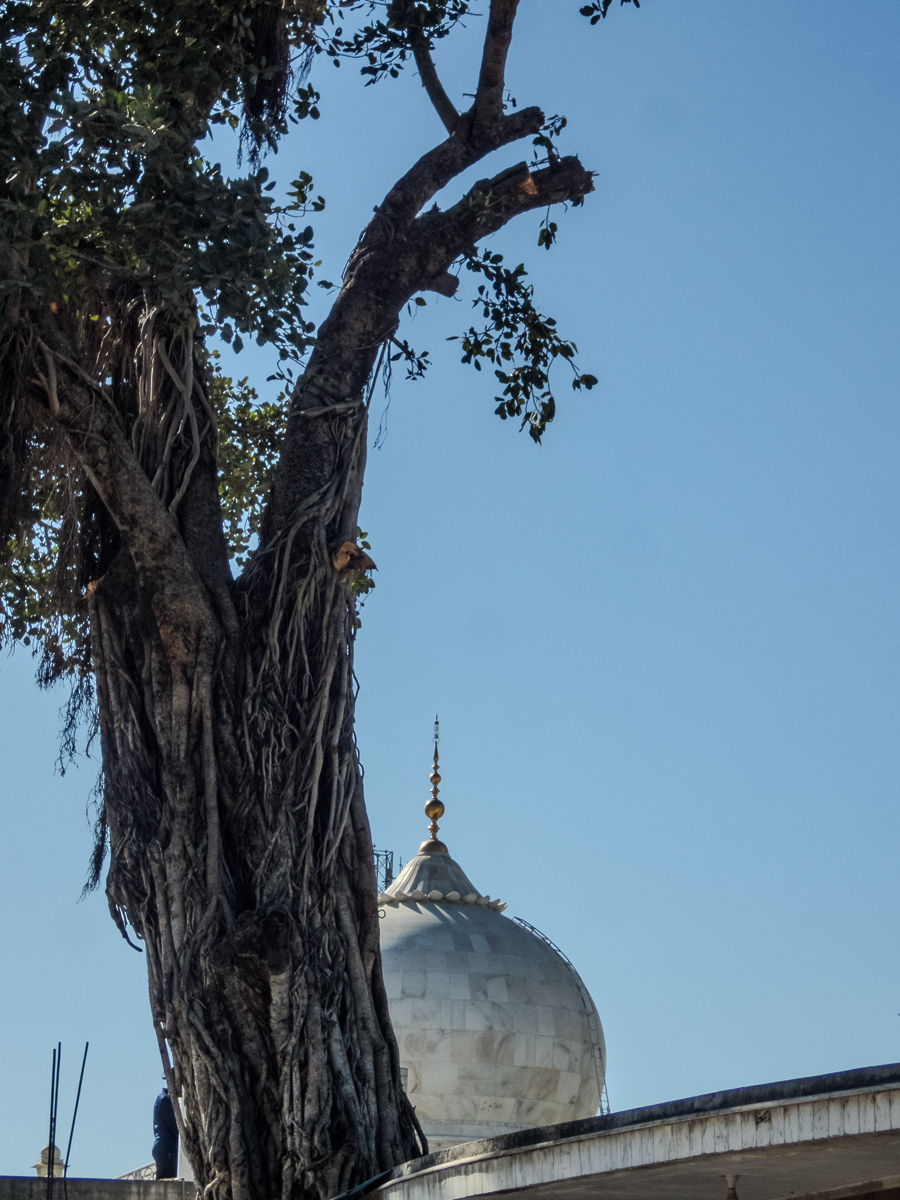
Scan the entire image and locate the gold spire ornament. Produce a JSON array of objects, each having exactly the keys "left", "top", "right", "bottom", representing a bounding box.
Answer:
[{"left": 421, "top": 715, "right": 448, "bottom": 853}]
